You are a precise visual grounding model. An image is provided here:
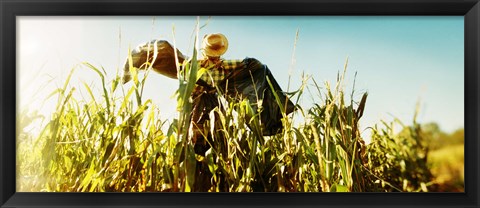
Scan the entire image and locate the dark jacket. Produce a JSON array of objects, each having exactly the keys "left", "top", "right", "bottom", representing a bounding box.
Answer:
[{"left": 193, "top": 57, "right": 295, "bottom": 136}]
